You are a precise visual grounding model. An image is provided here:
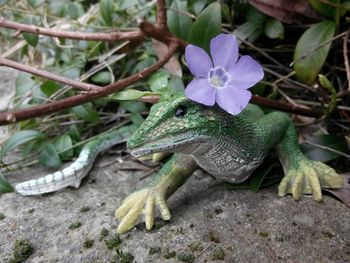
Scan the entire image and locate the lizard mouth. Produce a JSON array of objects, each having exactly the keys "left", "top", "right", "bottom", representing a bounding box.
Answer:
[{"left": 129, "top": 135, "right": 210, "bottom": 158}]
